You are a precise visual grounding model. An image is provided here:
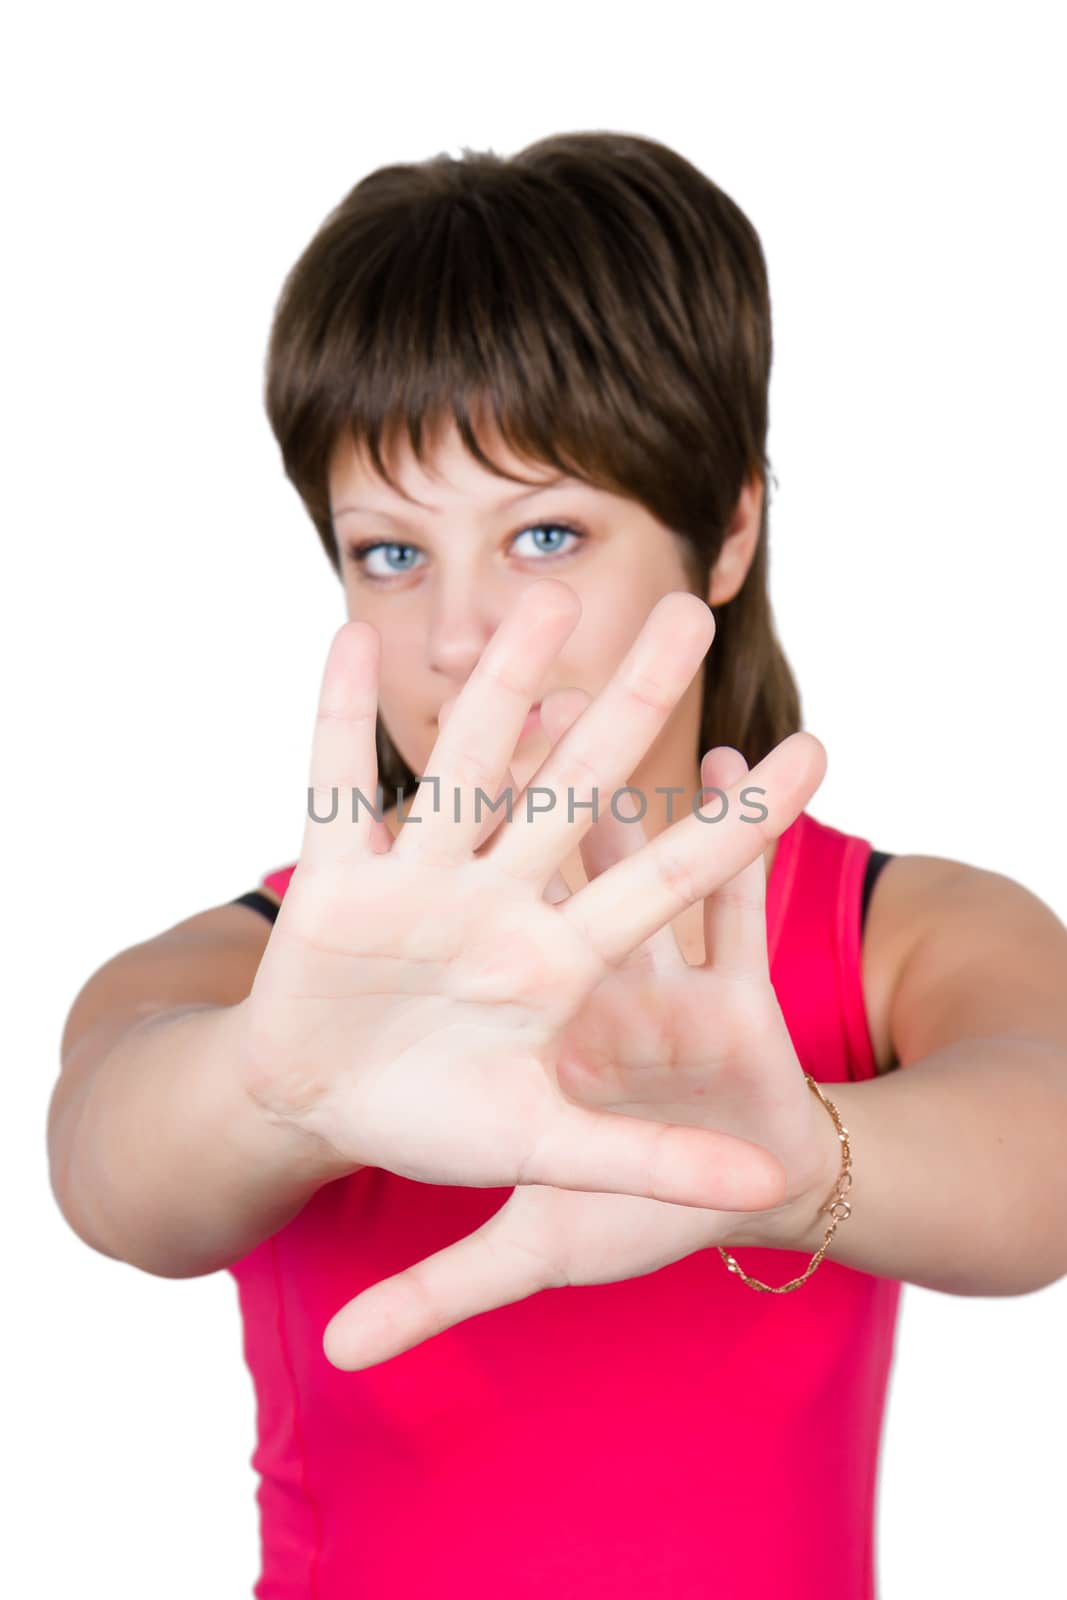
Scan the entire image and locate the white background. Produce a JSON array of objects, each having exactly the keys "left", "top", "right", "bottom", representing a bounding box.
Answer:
[{"left": 5, "top": 3, "right": 1065, "bottom": 1595}]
